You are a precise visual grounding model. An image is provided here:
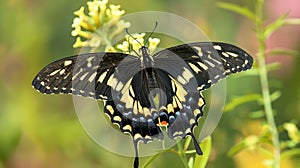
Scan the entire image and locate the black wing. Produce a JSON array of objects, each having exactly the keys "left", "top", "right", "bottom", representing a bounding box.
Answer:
[
  {"left": 32, "top": 52, "right": 139, "bottom": 100},
  {"left": 153, "top": 42, "right": 253, "bottom": 91}
]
